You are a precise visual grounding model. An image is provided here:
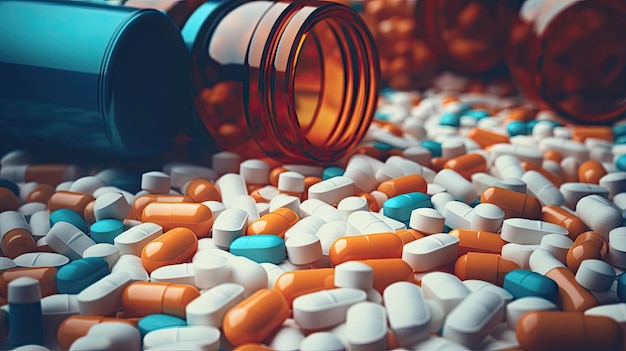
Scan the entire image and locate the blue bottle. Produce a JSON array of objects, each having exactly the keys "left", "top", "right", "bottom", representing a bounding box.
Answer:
[{"left": 8, "top": 277, "right": 45, "bottom": 347}]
